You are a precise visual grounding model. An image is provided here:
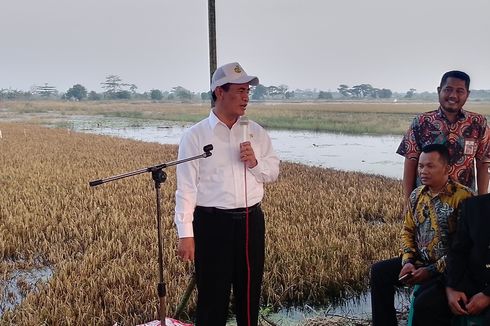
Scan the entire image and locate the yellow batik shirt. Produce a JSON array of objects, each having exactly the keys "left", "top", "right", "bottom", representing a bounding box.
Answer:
[{"left": 401, "top": 179, "right": 473, "bottom": 274}]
